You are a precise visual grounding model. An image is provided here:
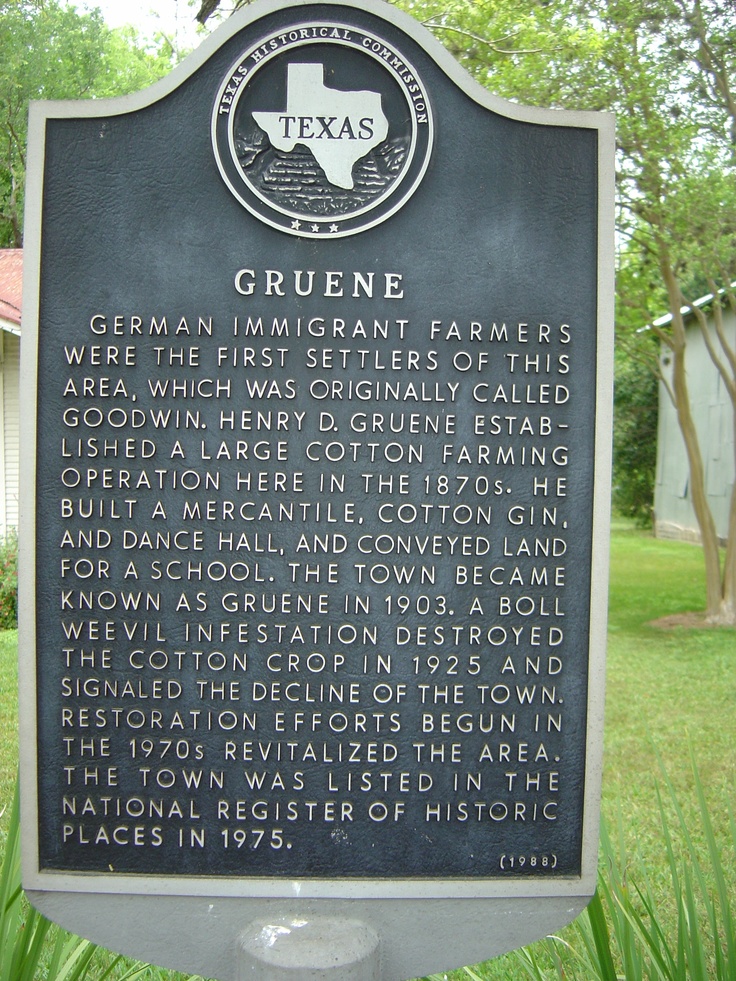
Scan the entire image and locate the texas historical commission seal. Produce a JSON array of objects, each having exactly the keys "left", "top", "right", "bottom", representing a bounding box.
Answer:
[{"left": 212, "top": 22, "right": 433, "bottom": 237}]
